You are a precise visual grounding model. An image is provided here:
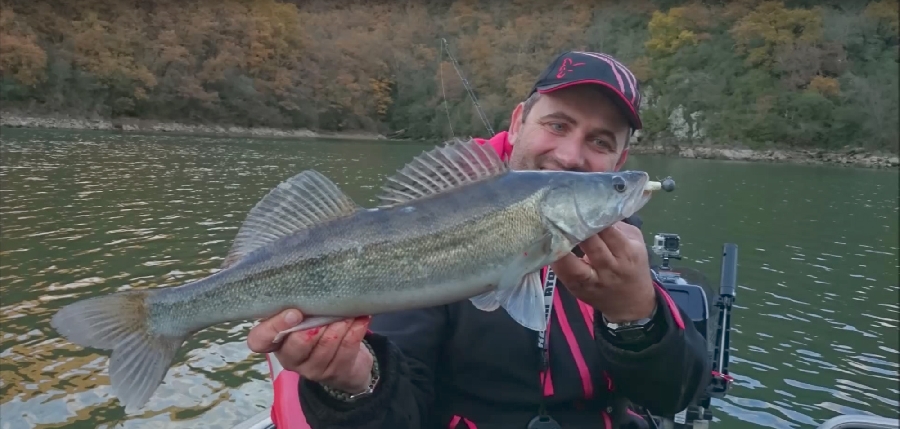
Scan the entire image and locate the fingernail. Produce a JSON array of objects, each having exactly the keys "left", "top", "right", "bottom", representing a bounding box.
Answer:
[{"left": 284, "top": 310, "right": 299, "bottom": 325}]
